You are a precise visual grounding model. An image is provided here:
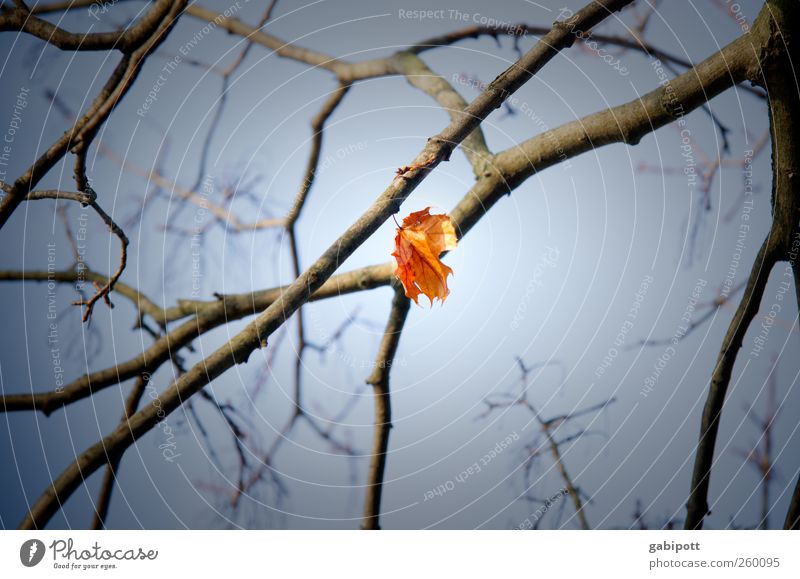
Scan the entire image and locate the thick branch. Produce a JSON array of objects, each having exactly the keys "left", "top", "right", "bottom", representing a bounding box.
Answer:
[
  {"left": 361, "top": 286, "right": 410, "bottom": 530},
  {"left": 684, "top": 238, "right": 775, "bottom": 529},
  {"left": 685, "top": 0, "right": 800, "bottom": 529},
  {"left": 0, "top": 0, "right": 171, "bottom": 52}
]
